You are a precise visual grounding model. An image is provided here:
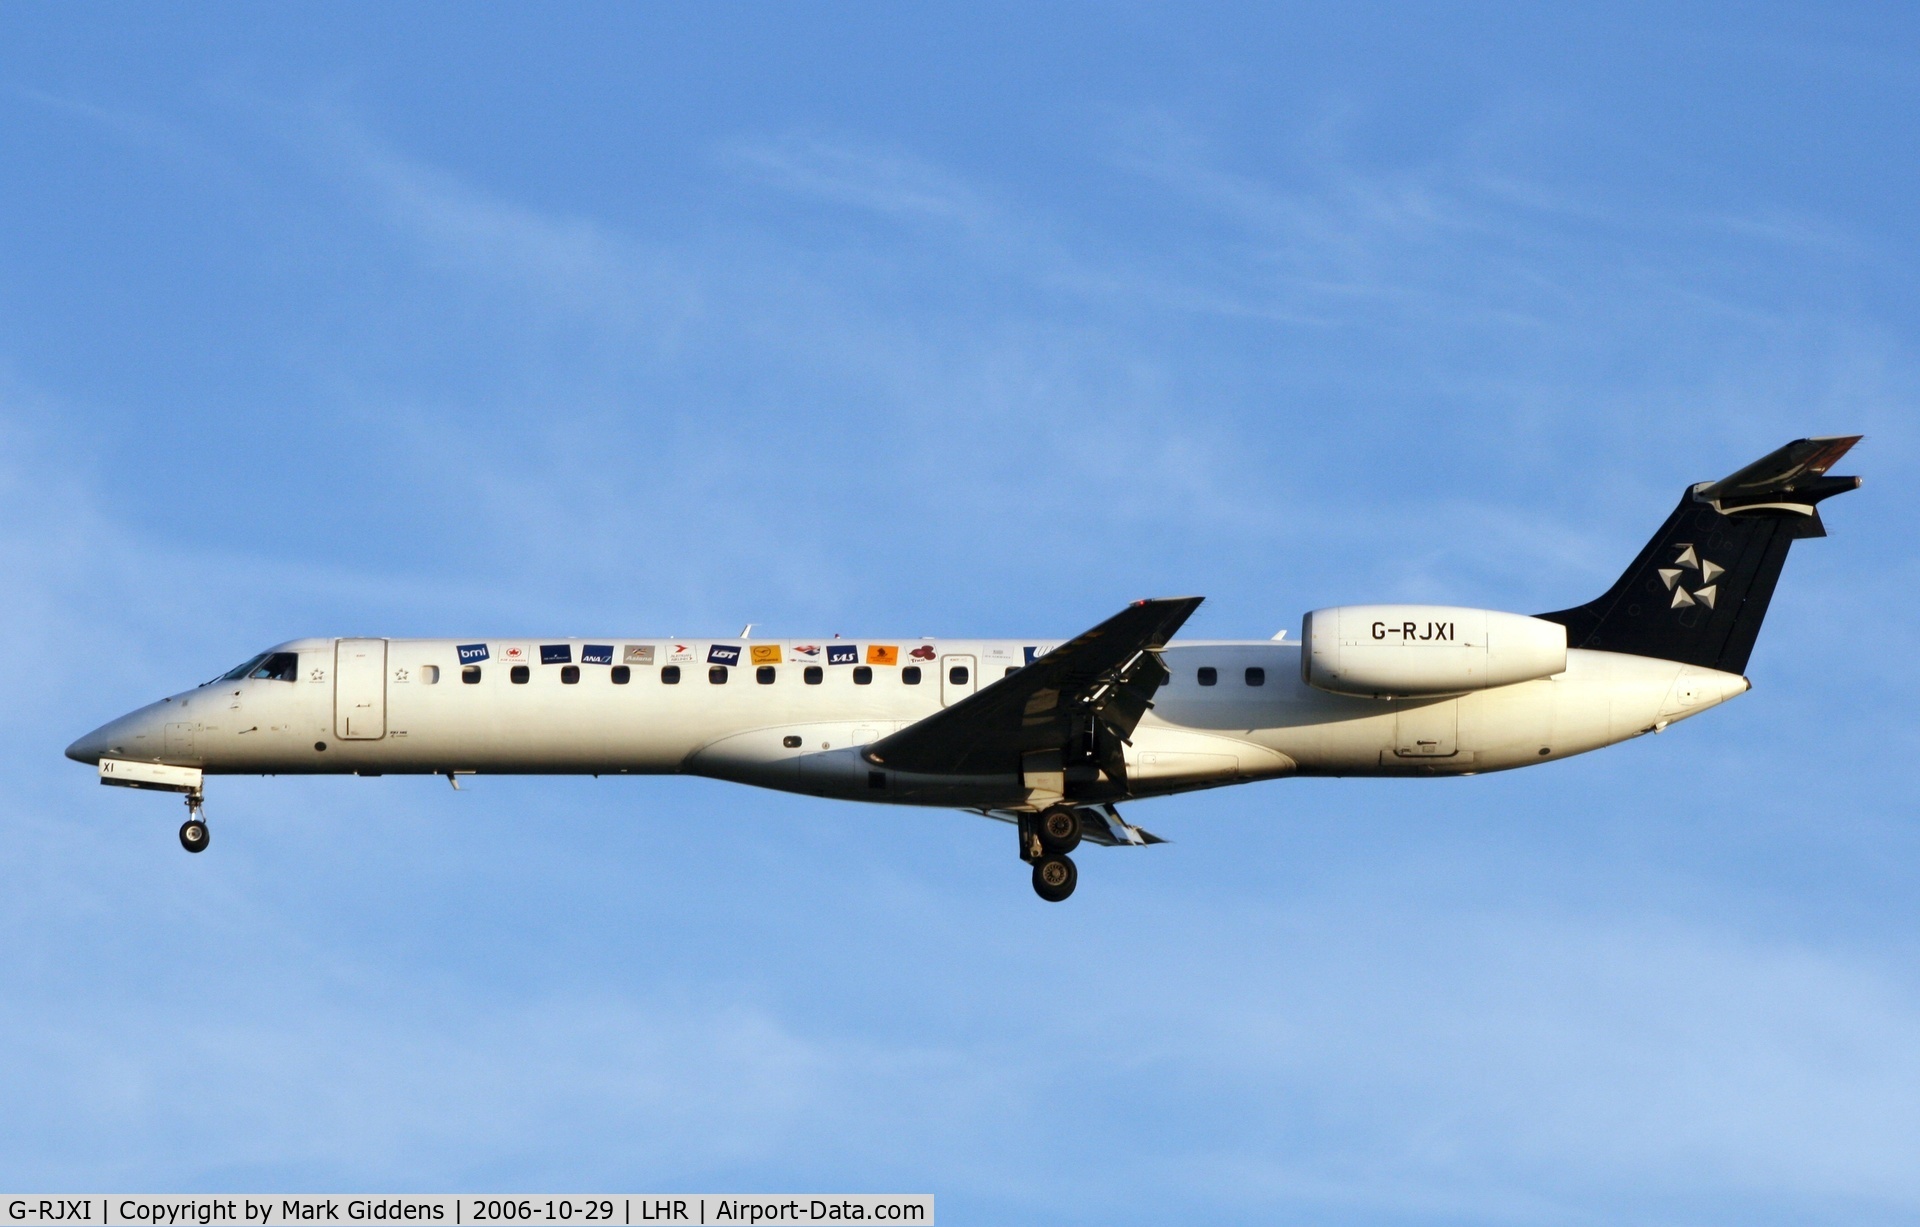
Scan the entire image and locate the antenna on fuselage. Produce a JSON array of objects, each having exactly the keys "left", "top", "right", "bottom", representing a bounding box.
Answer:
[{"left": 740, "top": 623, "right": 755, "bottom": 638}]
